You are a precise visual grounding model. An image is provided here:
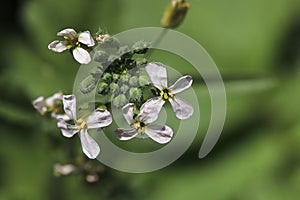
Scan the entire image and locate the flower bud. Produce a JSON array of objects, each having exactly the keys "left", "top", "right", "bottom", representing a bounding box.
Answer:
[
  {"left": 161, "top": 0, "right": 189, "bottom": 29},
  {"left": 129, "top": 88, "right": 142, "bottom": 101},
  {"left": 112, "top": 73, "right": 120, "bottom": 81},
  {"left": 135, "top": 58, "right": 148, "bottom": 66},
  {"left": 112, "top": 94, "right": 127, "bottom": 108},
  {"left": 120, "top": 73, "right": 131, "bottom": 83},
  {"left": 120, "top": 84, "right": 129, "bottom": 93},
  {"left": 109, "top": 82, "right": 119, "bottom": 93},
  {"left": 139, "top": 75, "right": 150, "bottom": 86},
  {"left": 132, "top": 41, "right": 150, "bottom": 54},
  {"left": 96, "top": 34, "right": 110, "bottom": 43},
  {"left": 102, "top": 73, "right": 112, "bottom": 82},
  {"left": 98, "top": 81, "right": 108, "bottom": 94},
  {"left": 129, "top": 76, "right": 139, "bottom": 87}
]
